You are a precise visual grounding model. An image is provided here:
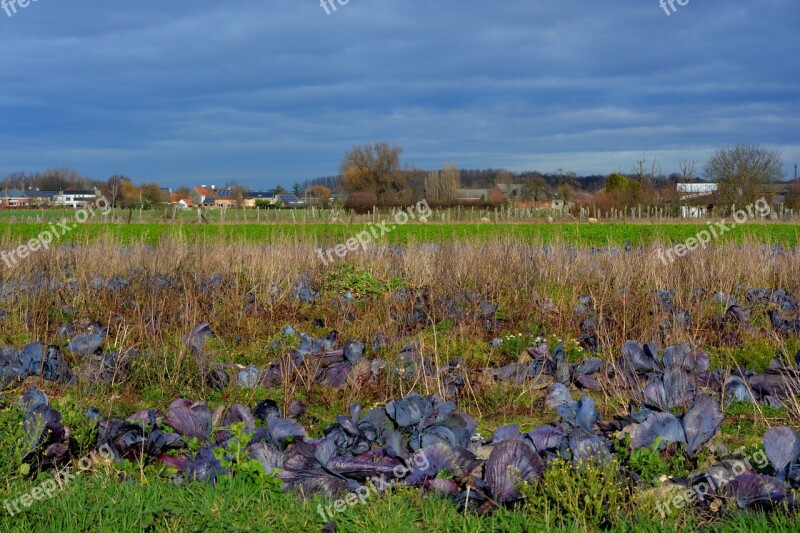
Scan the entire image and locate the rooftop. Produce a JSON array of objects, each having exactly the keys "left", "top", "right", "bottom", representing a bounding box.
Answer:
[
  {"left": 277, "top": 194, "right": 302, "bottom": 203},
  {"left": 247, "top": 190, "right": 276, "bottom": 199},
  {"left": 1, "top": 188, "right": 28, "bottom": 198}
]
